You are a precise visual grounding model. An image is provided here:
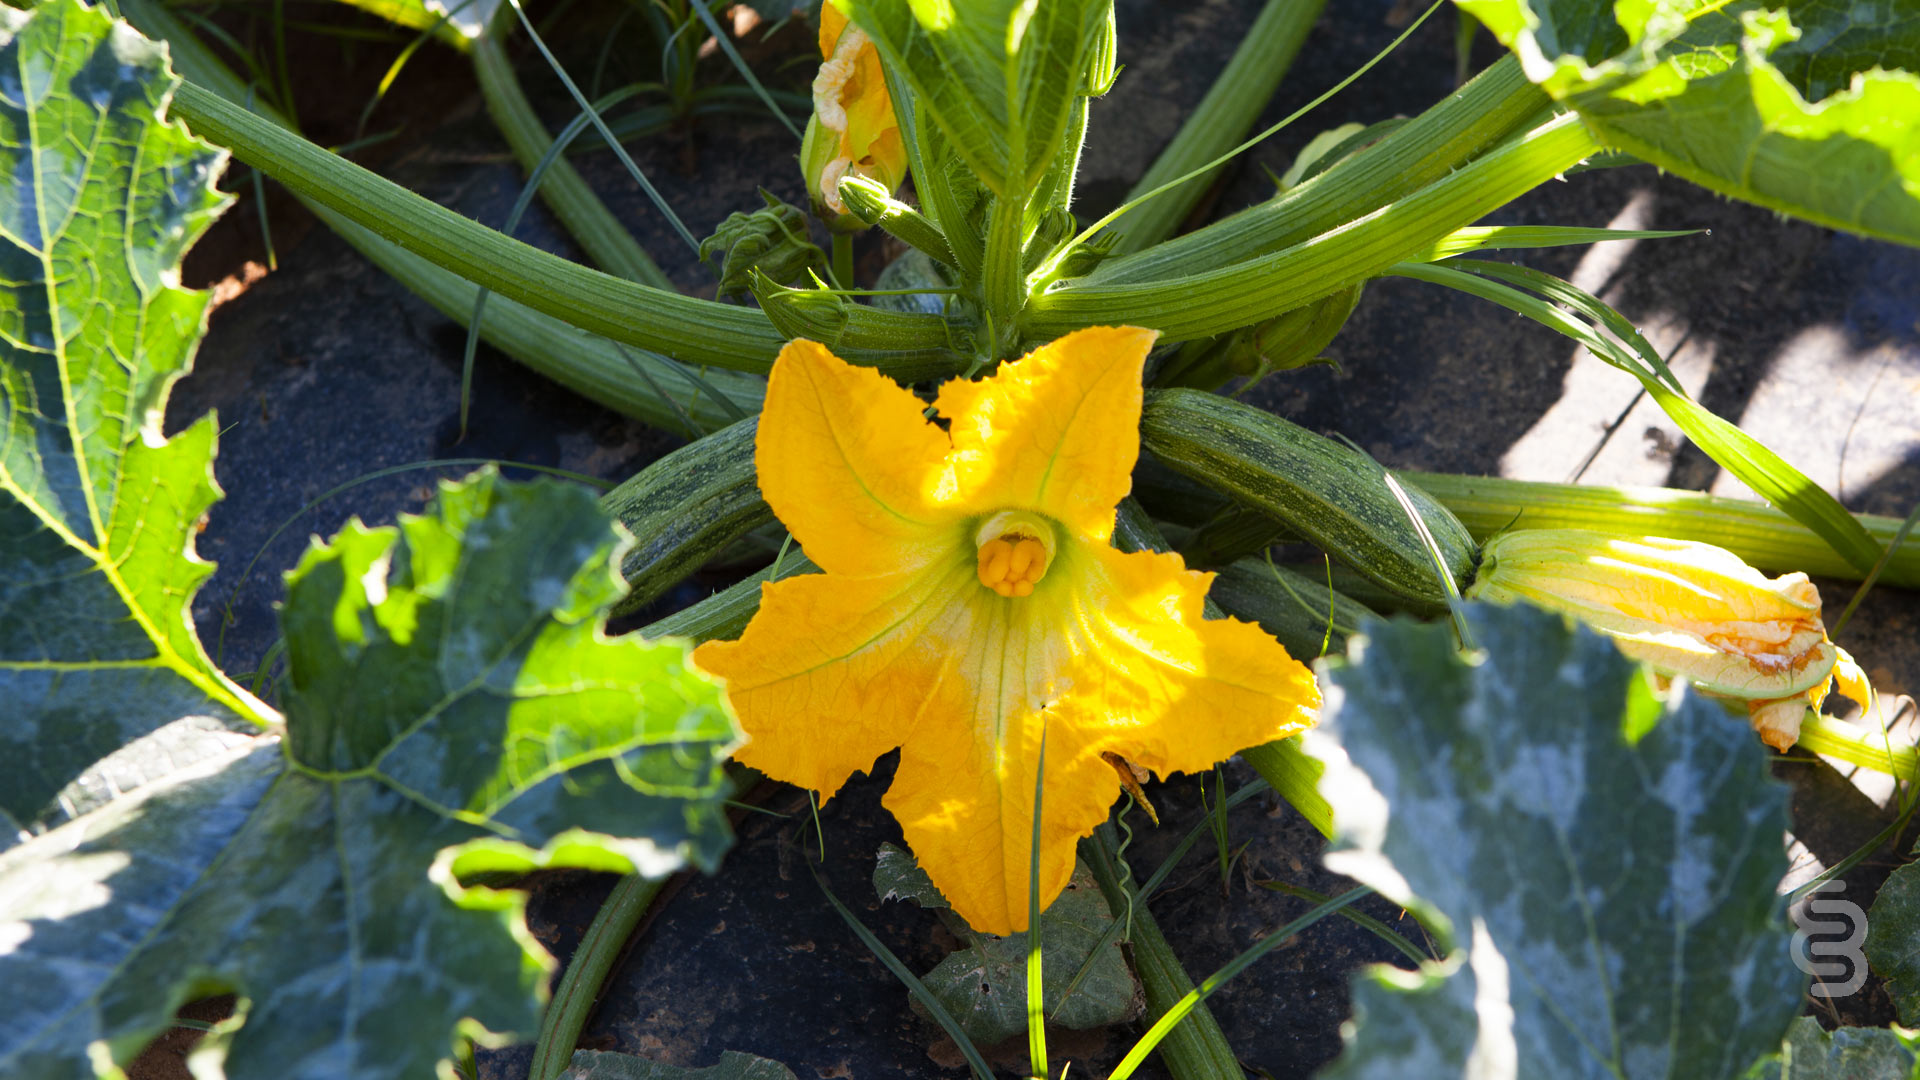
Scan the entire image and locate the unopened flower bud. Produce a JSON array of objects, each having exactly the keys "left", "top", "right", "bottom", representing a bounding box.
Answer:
[
  {"left": 804, "top": 5, "right": 906, "bottom": 231},
  {"left": 1466, "top": 529, "right": 1872, "bottom": 749},
  {"left": 698, "top": 190, "right": 824, "bottom": 297}
]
